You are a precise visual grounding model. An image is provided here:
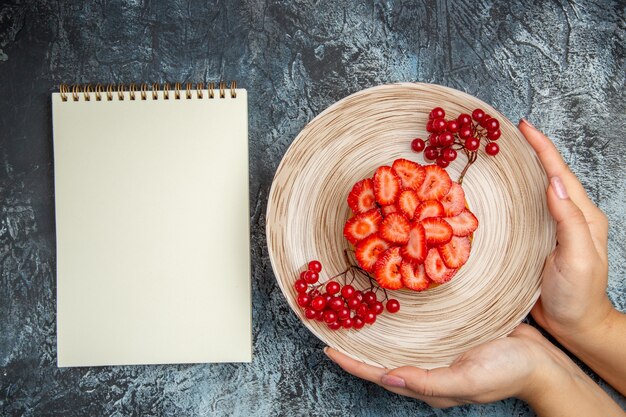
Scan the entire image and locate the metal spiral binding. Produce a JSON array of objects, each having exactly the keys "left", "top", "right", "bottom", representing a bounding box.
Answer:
[{"left": 58, "top": 82, "right": 238, "bottom": 101}]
